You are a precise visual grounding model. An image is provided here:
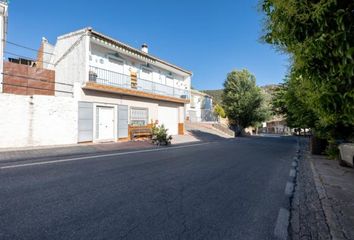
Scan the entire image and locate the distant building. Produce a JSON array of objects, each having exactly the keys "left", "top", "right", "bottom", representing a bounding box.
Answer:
[
  {"left": 260, "top": 116, "right": 291, "bottom": 135},
  {"left": 185, "top": 89, "right": 216, "bottom": 122}
]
